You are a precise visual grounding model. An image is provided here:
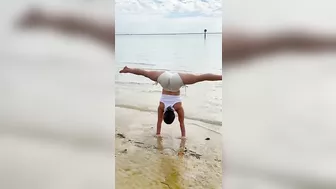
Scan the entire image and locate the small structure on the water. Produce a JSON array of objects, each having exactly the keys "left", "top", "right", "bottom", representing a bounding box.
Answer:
[{"left": 204, "top": 29, "right": 207, "bottom": 39}]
